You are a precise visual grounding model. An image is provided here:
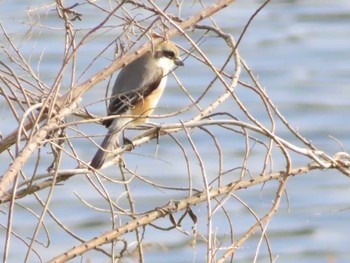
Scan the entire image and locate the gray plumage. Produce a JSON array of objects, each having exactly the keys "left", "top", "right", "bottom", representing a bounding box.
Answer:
[
  {"left": 90, "top": 52, "right": 163, "bottom": 169},
  {"left": 90, "top": 42, "right": 183, "bottom": 169}
]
